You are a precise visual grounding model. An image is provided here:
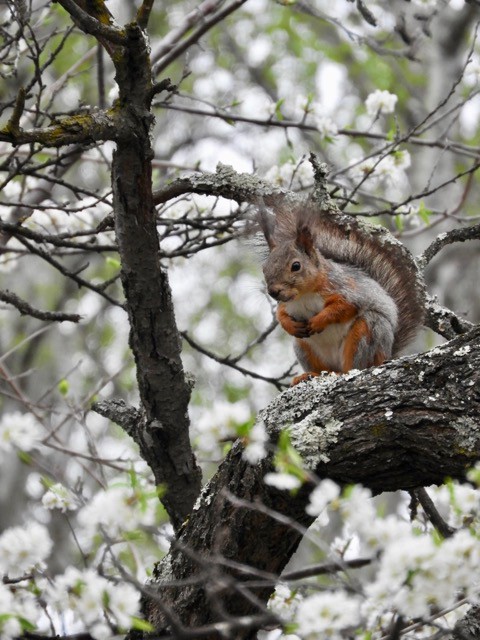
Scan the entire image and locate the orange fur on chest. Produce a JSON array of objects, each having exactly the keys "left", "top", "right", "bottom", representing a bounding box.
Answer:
[{"left": 308, "top": 293, "right": 357, "bottom": 333}]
